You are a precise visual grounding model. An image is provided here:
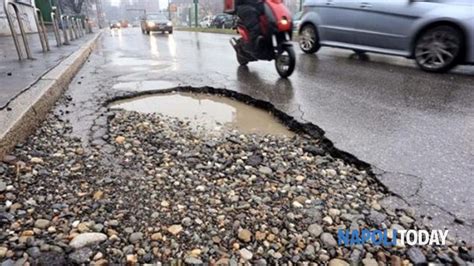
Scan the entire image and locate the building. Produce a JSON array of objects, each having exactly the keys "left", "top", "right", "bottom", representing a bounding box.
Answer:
[
  {"left": 1, "top": 0, "right": 39, "bottom": 36},
  {"left": 169, "top": 0, "right": 223, "bottom": 26}
]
